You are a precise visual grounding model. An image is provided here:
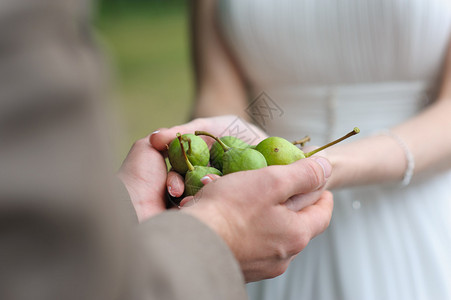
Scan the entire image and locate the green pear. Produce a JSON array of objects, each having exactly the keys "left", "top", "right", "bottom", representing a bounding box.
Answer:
[
  {"left": 168, "top": 133, "right": 209, "bottom": 174},
  {"left": 195, "top": 131, "right": 267, "bottom": 175},
  {"left": 222, "top": 147, "right": 267, "bottom": 175},
  {"left": 210, "top": 136, "right": 250, "bottom": 171},
  {"left": 176, "top": 133, "right": 222, "bottom": 196},
  {"left": 184, "top": 166, "right": 222, "bottom": 196},
  {"left": 255, "top": 137, "right": 305, "bottom": 165},
  {"left": 256, "top": 127, "right": 360, "bottom": 165}
]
